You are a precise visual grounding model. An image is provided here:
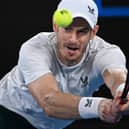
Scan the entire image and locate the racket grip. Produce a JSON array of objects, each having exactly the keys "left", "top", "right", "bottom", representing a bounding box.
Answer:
[
  {"left": 120, "top": 98, "right": 128, "bottom": 104},
  {"left": 120, "top": 84, "right": 129, "bottom": 104}
]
